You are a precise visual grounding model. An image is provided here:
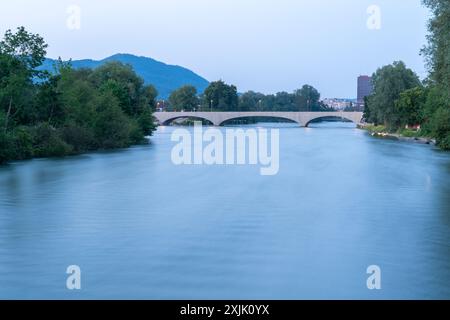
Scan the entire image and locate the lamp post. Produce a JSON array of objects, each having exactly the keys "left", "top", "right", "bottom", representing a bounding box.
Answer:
[{"left": 210, "top": 99, "right": 213, "bottom": 112}]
